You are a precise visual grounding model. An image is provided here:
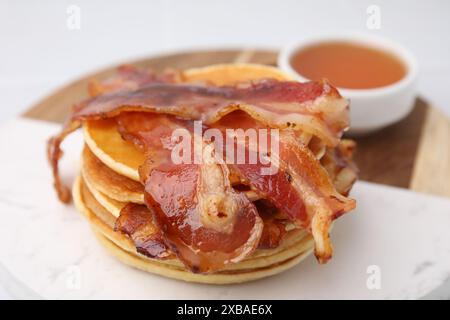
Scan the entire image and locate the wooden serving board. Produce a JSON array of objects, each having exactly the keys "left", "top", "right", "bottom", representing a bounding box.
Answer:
[{"left": 22, "top": 49, "right": 450, "bottom": 198}]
